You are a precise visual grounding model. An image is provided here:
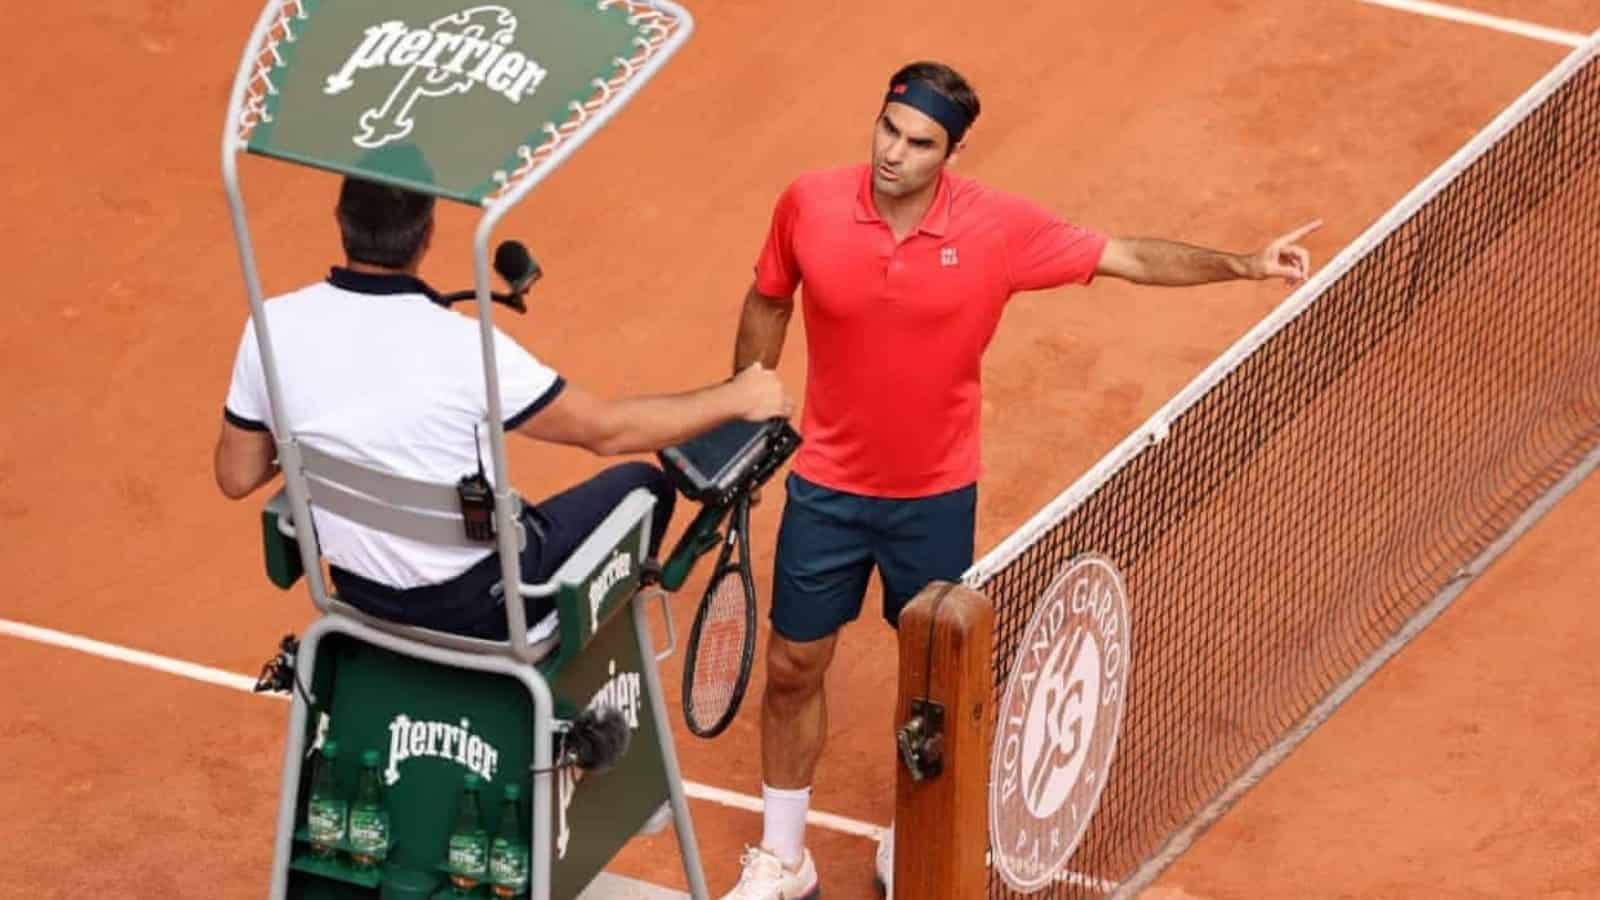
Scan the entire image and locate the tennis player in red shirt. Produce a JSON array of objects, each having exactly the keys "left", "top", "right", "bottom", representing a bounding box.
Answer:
[{"left": 721, "top": 61, "right": 1320, "bottom": 899}]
